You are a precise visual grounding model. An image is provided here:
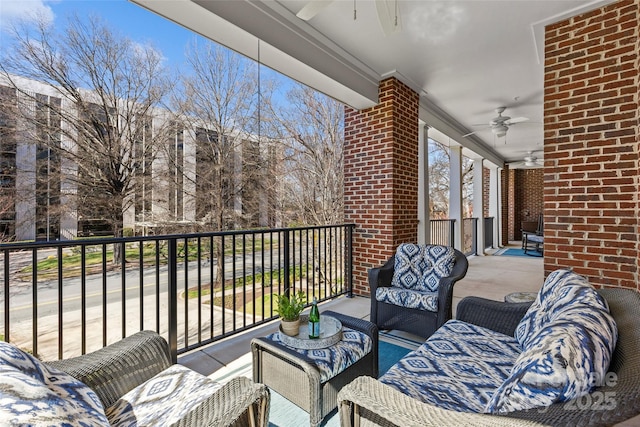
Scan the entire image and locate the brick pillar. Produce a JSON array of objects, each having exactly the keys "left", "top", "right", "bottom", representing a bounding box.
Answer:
[
  {"left": 544, "top": 0, "right": 639, "bottom": 289},
  {"left": 344, "top": 77, "right": 419, "bottom": 296}
]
